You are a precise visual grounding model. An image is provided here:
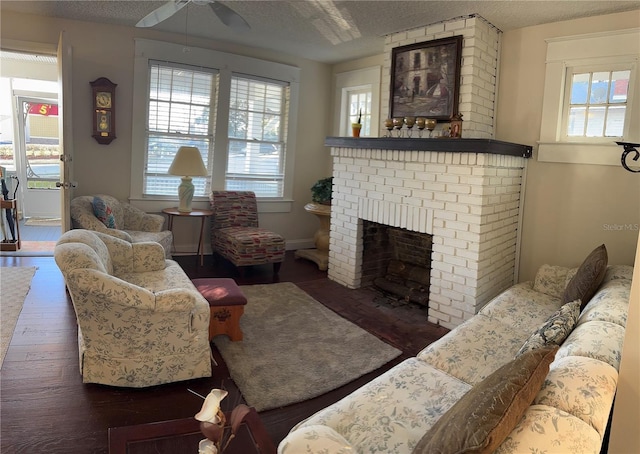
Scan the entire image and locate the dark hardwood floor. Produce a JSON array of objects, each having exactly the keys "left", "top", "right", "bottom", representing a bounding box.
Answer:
[{"left": 1, "top": 251, "right": 449, "bottom": 453}]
